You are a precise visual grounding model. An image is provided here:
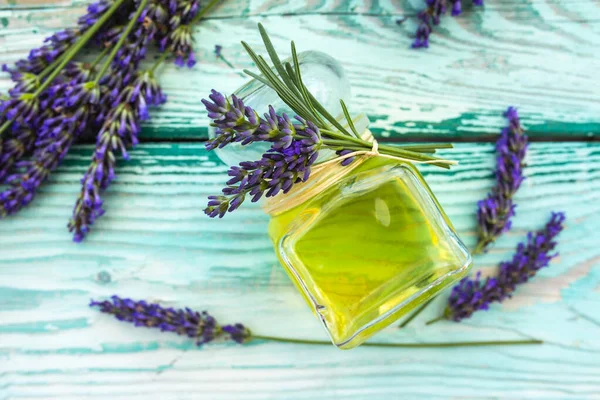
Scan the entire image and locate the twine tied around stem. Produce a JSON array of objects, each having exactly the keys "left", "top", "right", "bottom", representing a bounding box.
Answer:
[{"left": 263, "top": 129, "right": 454, "bottom": 216}]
